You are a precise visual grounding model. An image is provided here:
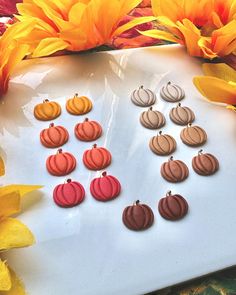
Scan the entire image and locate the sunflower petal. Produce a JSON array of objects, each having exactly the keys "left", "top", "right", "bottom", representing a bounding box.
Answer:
[
  {"left": 0, "top": 260, "right": 11, "bottom": 291},
  {"left": 202, "top": 63, "right": 236, "bottom": 82},
  {"left": 0, "top": 266, "right": 26, "bottom": 295},
  {"left": 0, "top": 185, "right": 43, "bottom": 198},
  {"left": 0, "top": 192, "right": 21, "bottom": 218},
  {"left": 140, "top": 28, "right": 179, "bottom": 43},
  {"left": 32, "top": 37, "right": 68, "bottom": 57},
  {"left": 0, "top": 157, "right": 5, "bottom": 176}
]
